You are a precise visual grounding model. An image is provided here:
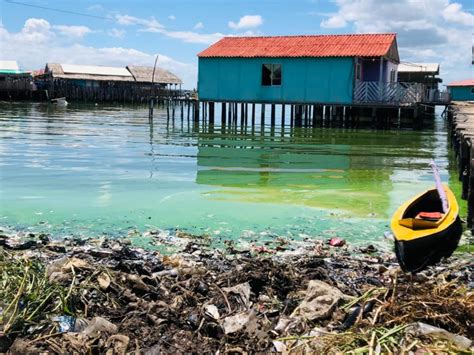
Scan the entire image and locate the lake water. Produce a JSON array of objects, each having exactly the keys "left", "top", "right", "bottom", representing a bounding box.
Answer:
[{"left": 0, "top": 102, "right": 461, "bottom": 248}]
